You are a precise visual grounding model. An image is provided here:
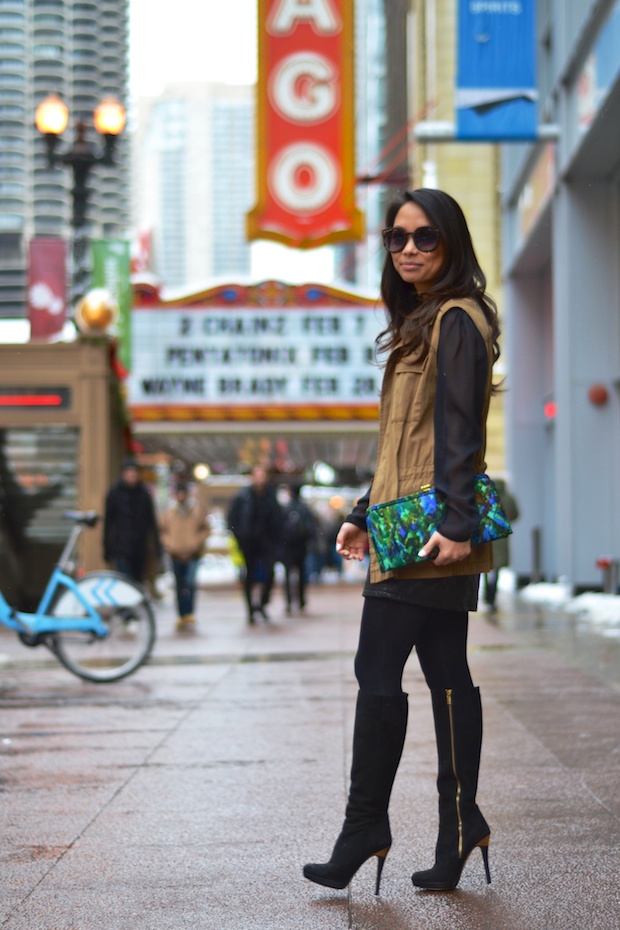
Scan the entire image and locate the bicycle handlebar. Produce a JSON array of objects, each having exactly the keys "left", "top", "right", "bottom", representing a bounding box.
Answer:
[{"left": 62, "top": 510, "right": 100, "bottom": 528}]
